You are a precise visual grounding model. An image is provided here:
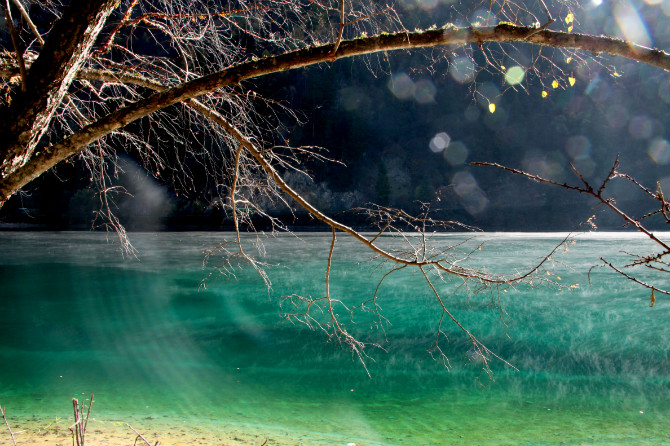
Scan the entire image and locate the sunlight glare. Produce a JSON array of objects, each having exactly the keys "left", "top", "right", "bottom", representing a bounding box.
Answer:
[
  {"left": 663, "top": 0, "right": 670, "bottom": 16},
  {"left": 613, "top": 1, "right": 652, "bottom": 48}
]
